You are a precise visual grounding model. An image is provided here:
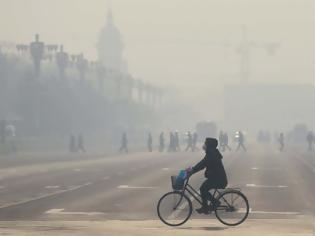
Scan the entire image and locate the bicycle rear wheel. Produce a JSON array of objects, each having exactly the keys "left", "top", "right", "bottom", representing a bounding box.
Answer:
[
  {"left": 157, "top": 191, "right": 192, "bottom": 226},
  {"left": 215, "top": 190, "right": 249, "bottom": 226}
]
